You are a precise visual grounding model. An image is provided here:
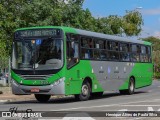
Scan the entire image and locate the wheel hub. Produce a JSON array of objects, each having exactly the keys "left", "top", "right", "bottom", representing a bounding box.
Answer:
[
  {"left": 130, "top": 82, "right": 134, "bottom": 91},
  {"left": 82, "top": 85, "right": 88, "bottom": 96}
]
